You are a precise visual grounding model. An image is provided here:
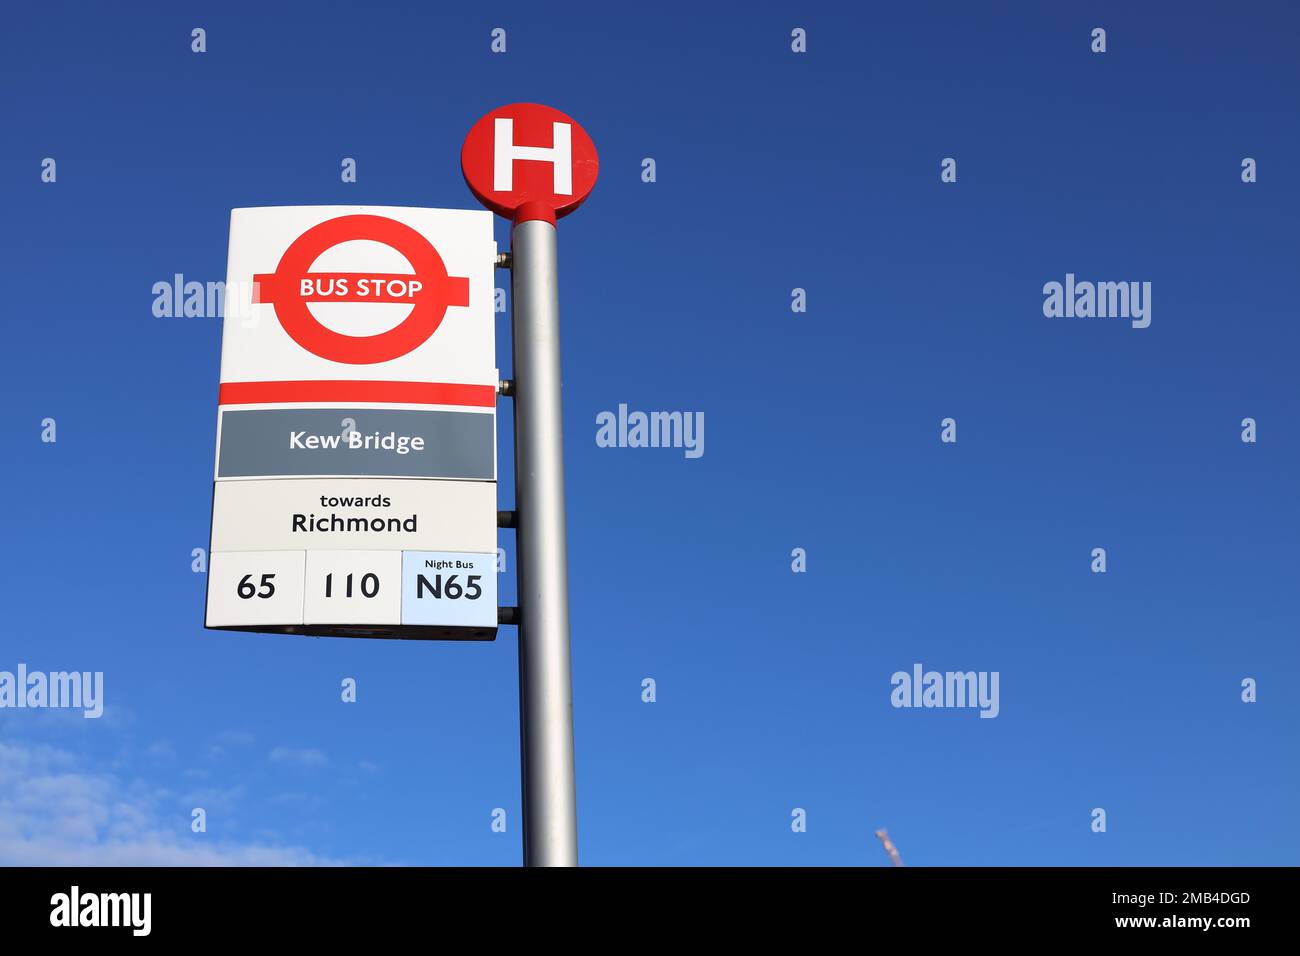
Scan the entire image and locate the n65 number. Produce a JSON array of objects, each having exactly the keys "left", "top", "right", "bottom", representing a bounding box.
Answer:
[{"left": 417, "top": 573, "right": 482, "bottom": 600}]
